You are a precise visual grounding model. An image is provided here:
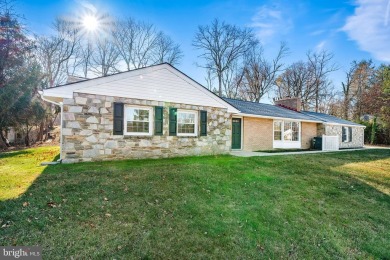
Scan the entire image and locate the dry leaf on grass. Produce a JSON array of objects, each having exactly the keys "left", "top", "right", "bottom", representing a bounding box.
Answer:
[{"left": 47, "top": 202, "right": 57, "bottom": 208}]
